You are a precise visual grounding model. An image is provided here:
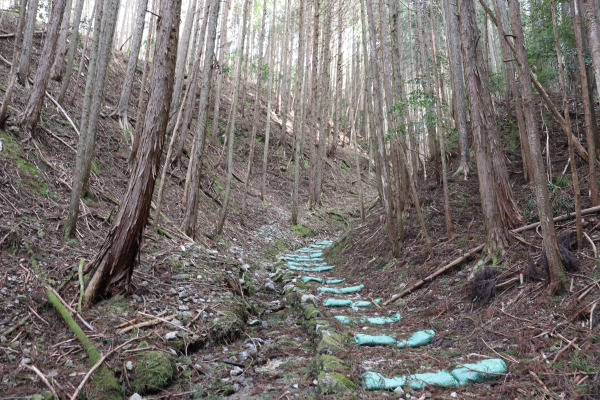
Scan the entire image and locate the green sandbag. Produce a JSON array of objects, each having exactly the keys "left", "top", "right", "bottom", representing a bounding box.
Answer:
[
  {"left": 397, "top": 330, "right": 435, "bottom": 348},
  {"left": 405, "top": 371, "right": 458, "bottom": 389},
  {"left": 355, "top": 334, "right": 398, "bottom": 346},
  {"left": 334, "top": 313, "right": 401, "bottom": 325},
  {"left": 318, "top": 284, "right": 364, "bottom": 294},
  {"left": 288, "top": 265, "right": 335, "bottom": 272},
  {"left": 355, "top": 330, "right": 434, "bottom": 348},
  {"left": 451, "top": 359, "right": 506, "bottom": 384},
  {"left": 315, "top": 241, "right": 333, "bottom": 246},
  {"left": 288, "top": 261, "right": 328, "bottom": 268},
  {"left": 362, "top": 371, "right": 405, "bottom": 390},
  {"left": 323, "top": 299, "right": 381, "bottom": 307},
  {"left": 301, "top": 277, "right": 345, "bottom": 284}
]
